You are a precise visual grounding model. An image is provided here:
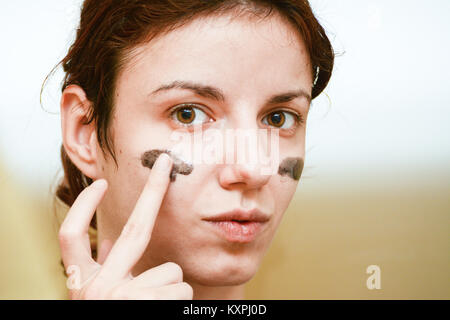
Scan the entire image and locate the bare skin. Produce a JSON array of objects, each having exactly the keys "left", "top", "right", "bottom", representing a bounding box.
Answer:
[
  {"left": 59, "top": 154, "right": 194, "bottom": 299},
  {"left": 59, "top": 12, "right": 312, "bottom": 300}
]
